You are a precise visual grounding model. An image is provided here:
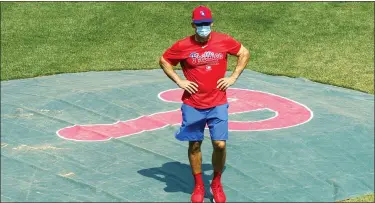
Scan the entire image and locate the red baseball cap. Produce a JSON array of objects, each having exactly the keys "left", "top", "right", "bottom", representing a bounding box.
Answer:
[{"left": 192, "top": 5, "right": 213, "bottom": 24}]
